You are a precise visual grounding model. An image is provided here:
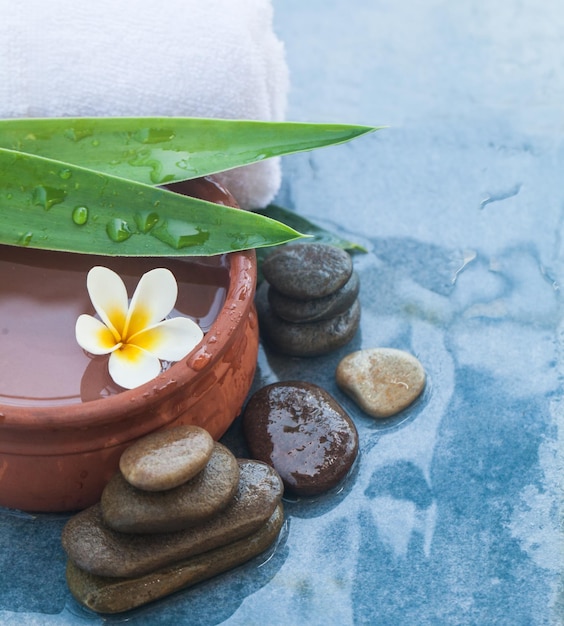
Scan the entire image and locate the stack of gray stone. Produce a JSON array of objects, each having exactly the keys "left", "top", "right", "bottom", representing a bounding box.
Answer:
[{"left": 257, "top": 243, "right": 360, "bottom": 356}]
